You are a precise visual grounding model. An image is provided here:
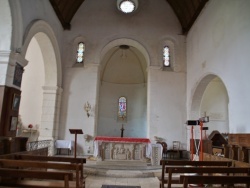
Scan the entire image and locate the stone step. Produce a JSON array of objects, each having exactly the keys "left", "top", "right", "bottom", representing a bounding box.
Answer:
[
  {"left": 84, "top": 167, "right": 161, "bottom": 178},
  {"left": 96, "top": 160, "right": 148, "bottom": 166},
  {"left": 84, "top": 160, "right": 161, "bottom": 178}
]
